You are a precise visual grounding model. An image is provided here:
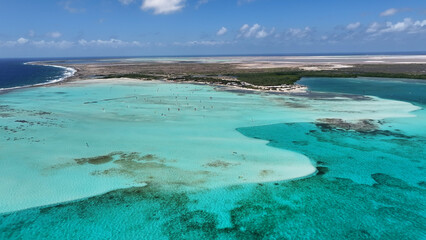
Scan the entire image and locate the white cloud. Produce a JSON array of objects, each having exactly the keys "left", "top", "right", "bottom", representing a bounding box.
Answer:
[
  {"left": 0, "top": 38, "right": 73, "bottom": 48},
  {"left": 238, "top": 24, "right": 275, "bottom": 39},
  {"left": 216, "top": 27, "right": 227, "bottom": 36},
  {"left": 28, "top": 30, "right": 35, "bottom": 37},
  {"left": 346, "top": 22, "right": 360, "bottom": 30},
  {"left": 196, "top": 0, "right": 209, "bottom": 8},
  {"left": 414, "top": 19, "right": 426, "bottom": 28},
  {"left": 380, "top": 8, "right": 398, "bottom": 17},
  {"left": 32, "top": 40, "right": 74, "bottom": 48},
  {"left": 17, "top": 37, "right": 29, "bottom": 44},
  {"left": 1, "top": 38, "right": 29, "bottom": 47},
  {"left": 119, "top": 0, "right": 134, "bottom": 5},
  {"left": 141, "top": 0, "right": 185, "bottom": 14},
  {"left": 240, "top": 24, "right": 249, "bottom": 32},
  {"left": 366, "top": 22, "right": 380, "bottom": 33},
  {"left": 0, "top": 41, "right": 18, "bottom": 47},
  {"left": 0, "top": 38, "right": 151, "bottom": 49},
  {"left": 78, "top": 38, "right": 145, "bottom": 48},
  {"left": 174, "top": 40, "right": 232, "bottom": 46},
  {"left": 287, "top": 27, "right": 312, "bottom": 38},
  {"left": 245, "top": 24, "right": 261, "bottom": 37},
  {"left": 47, "top": 32, "right": 62, "bottom": 38},
  {"left": 382, "top": 18, "right": 413, "bottom": 33},
  {"left": 62, "top": 1, "right": 86, "bottom": 13},
  {"left": 256, "top": 29, "right": 268, "bottom": 38},
  {"left": 367, "top": 18, "right": 426, "bottom": 35},
  {"left": 0, "top": 37, "right": 29, "bottom": 47},
  {"left": 238, "top": 0, "right": 255, "bottom": 5}
]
